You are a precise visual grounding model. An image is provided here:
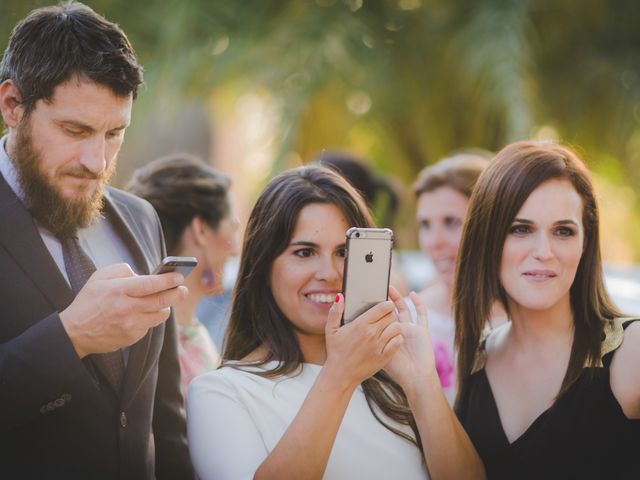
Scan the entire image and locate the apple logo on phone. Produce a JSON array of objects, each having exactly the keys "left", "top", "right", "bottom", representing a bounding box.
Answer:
[{"left": 365, "top": 251, "right": 374, "bottom": 263}]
